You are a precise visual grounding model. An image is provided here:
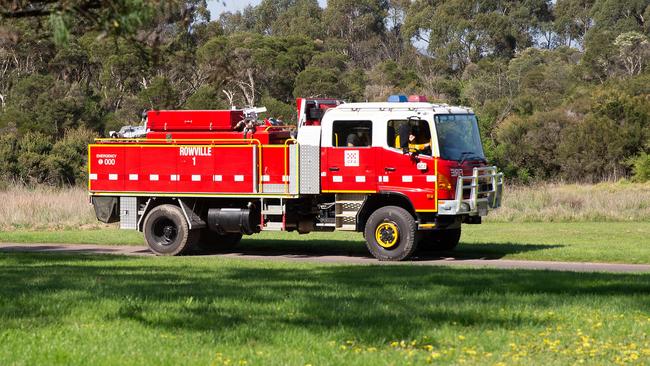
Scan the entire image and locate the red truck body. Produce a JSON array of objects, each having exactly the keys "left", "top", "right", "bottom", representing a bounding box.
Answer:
[{"left": 89, "top": 97, "right": 503, "bottom": 261}]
